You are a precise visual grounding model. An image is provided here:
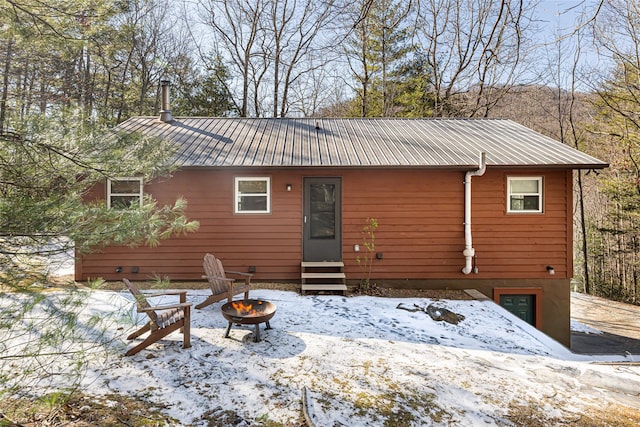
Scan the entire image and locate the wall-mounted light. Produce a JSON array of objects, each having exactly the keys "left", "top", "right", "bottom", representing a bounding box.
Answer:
[
  {"left": 546, "top": 265, "right": 555, "bottom": 275},
  {"left": 376, "top": 252, "right": 383, "bottom": 260},
  {"left": 286, "top": 184, "right": 292, "bottom": 192},
  {"left": 248, "top": 266, "right": 256, "bottom": 273},
  {"left": 131, "top": 266, "right": 139, "bottom": 274},
  {"left": 354, "top": 244, "right": 360, "bottom": 252},
  {"left": 115, "top": 266, "right": 122, "bottom": 273}
]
